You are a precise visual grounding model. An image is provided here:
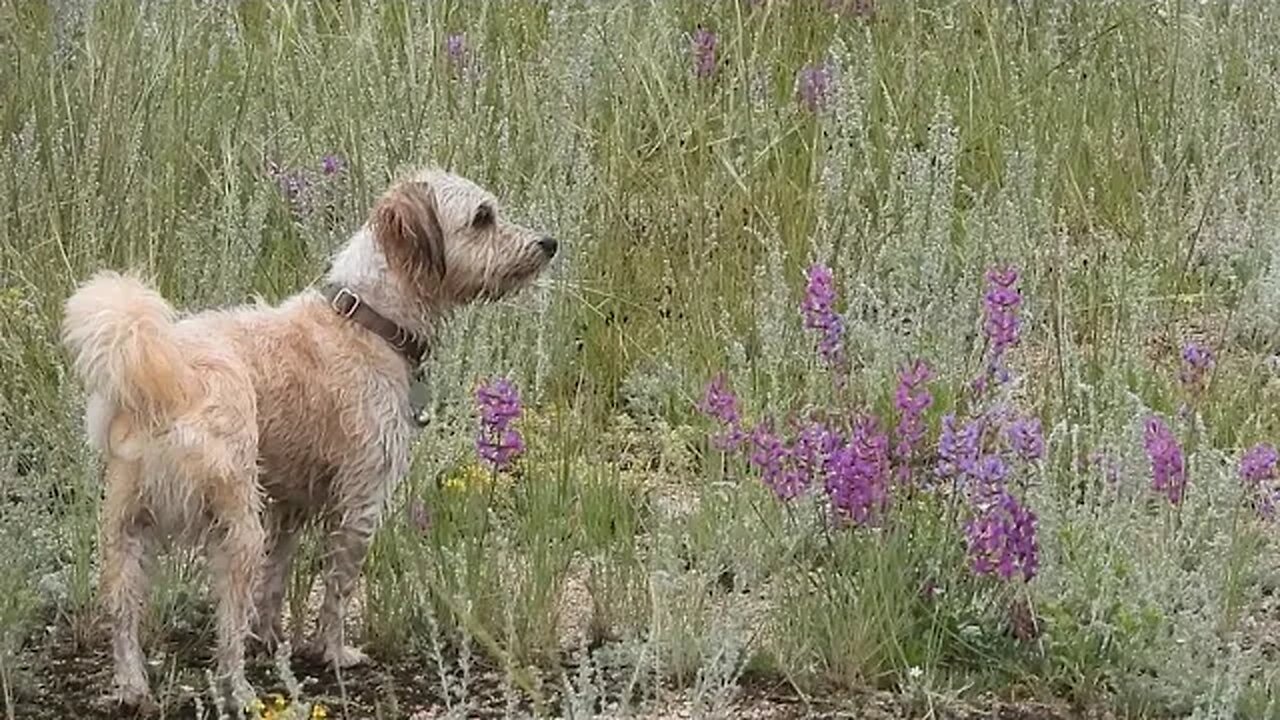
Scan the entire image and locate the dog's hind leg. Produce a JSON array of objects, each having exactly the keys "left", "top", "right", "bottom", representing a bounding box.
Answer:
[
  {"left": 194, "top": 425, "right": 265, "bottom": 709},
  {"left": 99, "top": 457, "right": 156, "bottom": 710},
  {"left": 206, "top": 472, "right": 265, "bottom": 708}
]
